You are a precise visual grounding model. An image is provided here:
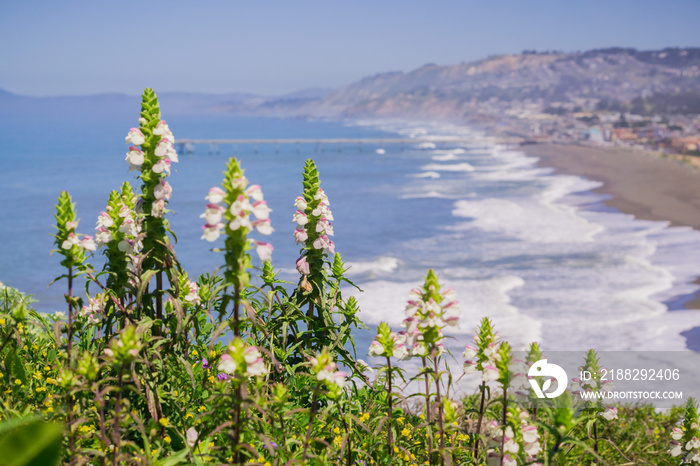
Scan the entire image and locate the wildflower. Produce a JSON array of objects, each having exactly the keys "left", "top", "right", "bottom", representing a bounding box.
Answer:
[
  {"left": 253, "top": 241, "right": 274, "bottom": 262},
  {"left": 159, "top": 418, "right": 169, "bottom": 427},
  {"left": 185, "top": 281, "right": 201, "bottom": 305},
  {"left": 312, "top": 234, "right": 335, "bottom": 253},
  {"left": 601, "top": 406, "right": 618, "bottom": 421},
  {"left": 154, "top": 180, "right": 173, "bottom": 201},
  {"left": 292, "top": 210, "right": 308, "bottom": 226},
  {"left": 296, "top": 255, "right": 310, "bottom": 275},
  {"left": 125, "top": 146, "right": 145, "bottom": 168},
  {"left": 218, "top": 354, "right": 237, "bottom": 374},
  {"left": 151, "top": 199, "right": 166, "bottom": 218},
  {"left": 294, "top": 196, "right": 307, "bottom": 210},
  {"left": 217, "top": 338, "right": 268, "bottom": 379},
  {"left": 669, "top": 441, "right": 683, "bottom": 457},
  {"left": 186, "top": 427, "right": 198, "bottom": 447},
  {"left": 252, "top": 219, "right": 274, "bottom": 235},
  {"left": 293, "top": 228, "right": 308, "bottom": 243},
  {"left": 201, "top": 223, "right": 224, "bottom": 242},
  {"left": 206, "top": 187, "right": 225, "bottom": 204},
  {"left": 125, "top": 128, "right": 145, "bottom": 146},
  {"left": 309, "top": 348, "right": 346, "bottom": 390},
  {"left": 482, "top": 364, "right": 499, "bottom": 382},
  {"left": 152, "top": 158, "right": 171, "bottom": 175}
]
